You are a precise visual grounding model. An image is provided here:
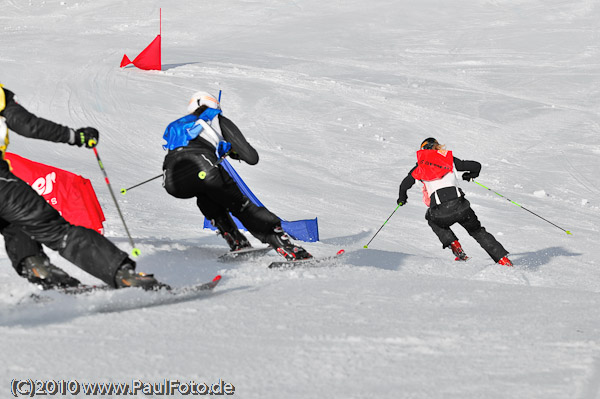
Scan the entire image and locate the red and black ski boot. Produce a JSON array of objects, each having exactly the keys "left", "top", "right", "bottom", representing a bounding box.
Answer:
[
  {"left": 266, "top": 226, "right": 312, "bottom": 261},
  {"left": 450, "top": 240, "right": 469, "bottom": 261}
]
